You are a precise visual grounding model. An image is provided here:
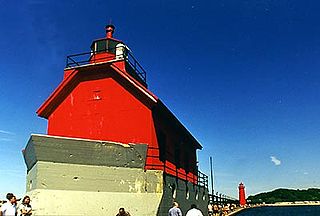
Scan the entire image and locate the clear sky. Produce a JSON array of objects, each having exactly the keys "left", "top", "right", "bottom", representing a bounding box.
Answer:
[{"left": 1, "top": 0, "right": 320, "bottom": 199}]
